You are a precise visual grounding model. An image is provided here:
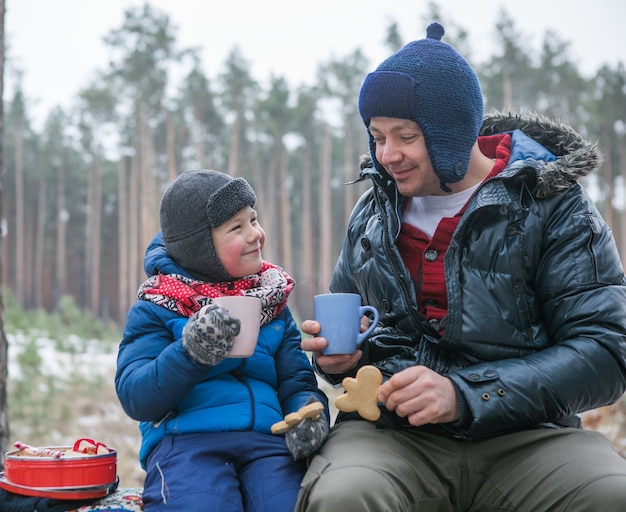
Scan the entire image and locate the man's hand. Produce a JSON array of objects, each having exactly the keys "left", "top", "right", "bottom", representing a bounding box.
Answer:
[
  {"left": 301, "top": 319, "right": 361, "bottom": 375},
  {"left": 378, "top": 366, "right": 460, "bottom": 426}
]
